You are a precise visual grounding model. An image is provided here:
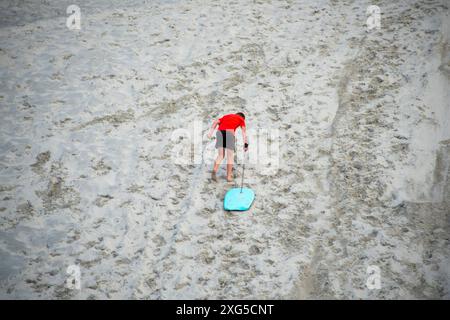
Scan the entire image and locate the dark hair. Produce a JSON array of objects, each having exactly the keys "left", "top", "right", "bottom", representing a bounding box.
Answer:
[{"left": 236, "top": 112, "right": 245, "bottom": 119}]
